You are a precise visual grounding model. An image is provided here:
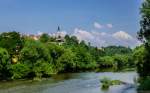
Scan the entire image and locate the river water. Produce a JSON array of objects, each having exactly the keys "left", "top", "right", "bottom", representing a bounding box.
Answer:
[{"left": 0, "top": 72, "right": 138, "bottom": 93}]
